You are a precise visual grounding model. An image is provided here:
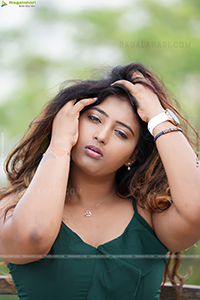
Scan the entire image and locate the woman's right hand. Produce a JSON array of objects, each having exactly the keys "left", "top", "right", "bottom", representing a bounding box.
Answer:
[{"left": 49, "top": 98, "right": 97, "bottom": 152}]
